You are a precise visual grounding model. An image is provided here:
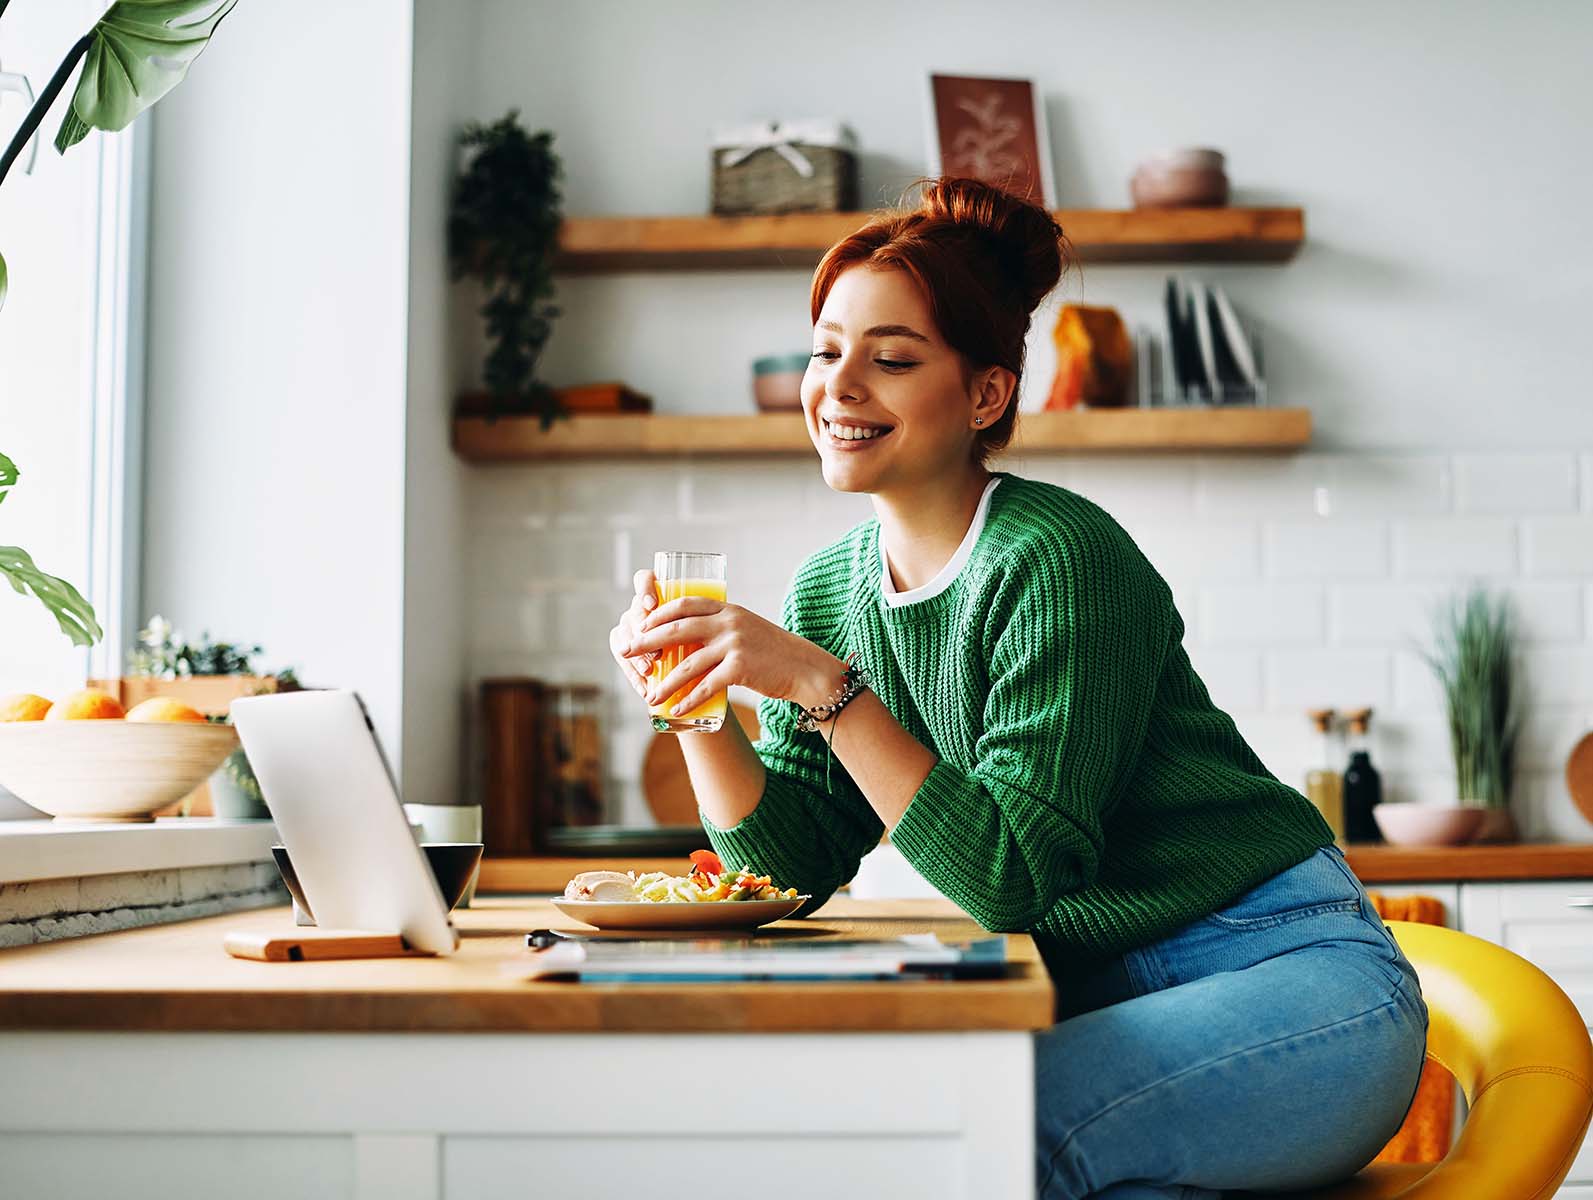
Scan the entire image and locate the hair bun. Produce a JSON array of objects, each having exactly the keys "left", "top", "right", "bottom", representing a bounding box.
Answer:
[{"left": 916, "top": 176, "right": 1068, "bottom": 311}]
